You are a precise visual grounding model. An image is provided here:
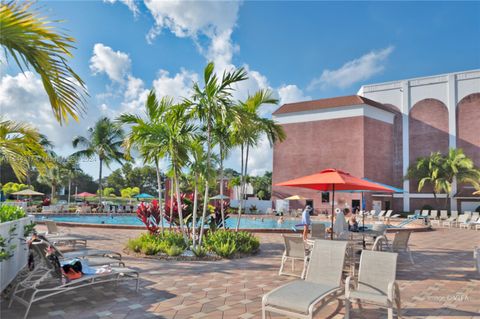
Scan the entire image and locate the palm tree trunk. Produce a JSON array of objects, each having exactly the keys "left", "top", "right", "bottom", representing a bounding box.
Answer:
[
  {"left": 219, "top": 143, "right": 225, "bottom": 228},
  {"left": 169, "top": 178, "right": 174, "bottom": 229},
  {"left": 155, "top": 159, "right": 164, "bottom": 234},
  {"left": 174, "top": 167, "right": 188, "bottom": 243},
  {"left": 98, "top": 157, "right": 103, "bottom": 211},
  {"left": 199, "top": 121, "right": 212, "bottom": 246},
  {"left": 192, "top": 175, "right": 199, "bottom": 248},
  {"left": 51, "top": 184, "right": 56, "bottom": 202},
  {"left": 236, "top": 145, "right": 245, "bottom": 231},
  {"left": 68, "top": 178, "right": 71, "bottom": 206}
]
